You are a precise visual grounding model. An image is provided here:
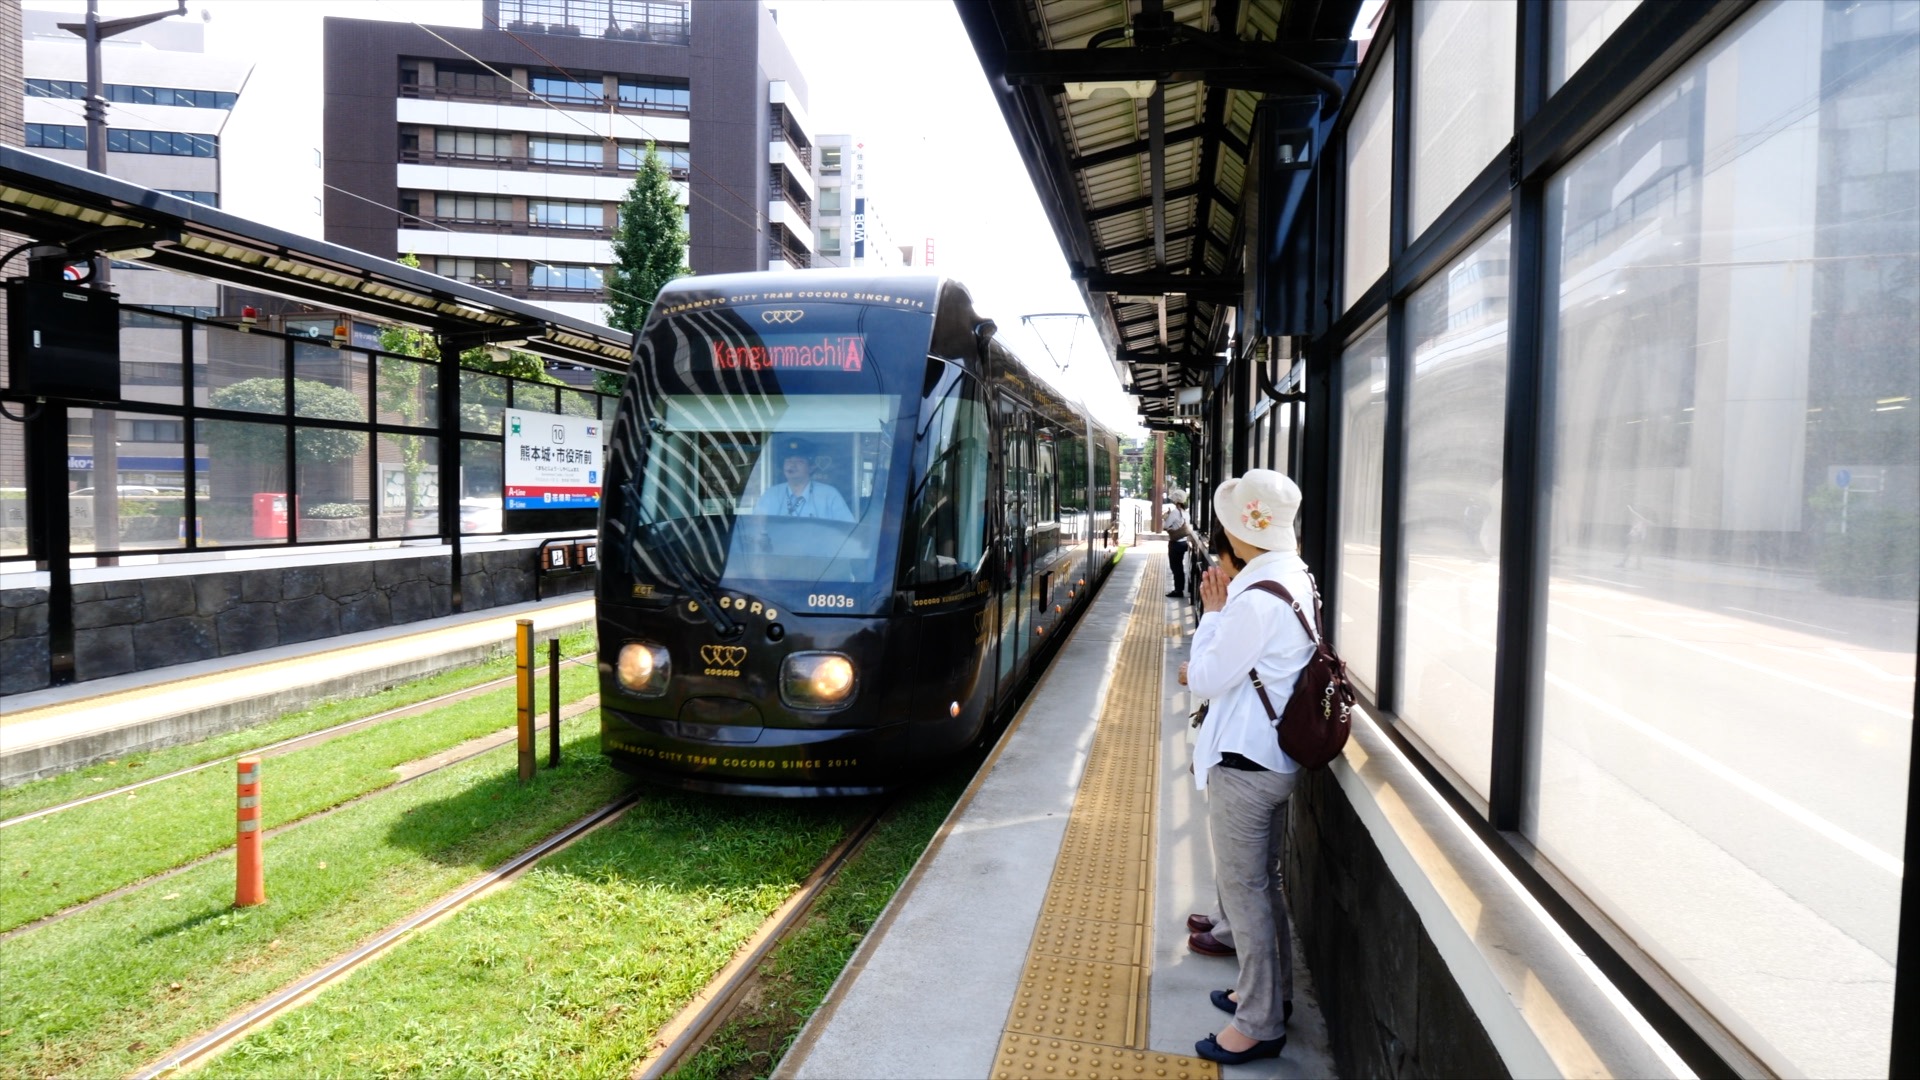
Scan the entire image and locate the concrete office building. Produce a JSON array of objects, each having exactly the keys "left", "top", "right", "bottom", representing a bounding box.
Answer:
[
  {"left": 322, "top": 0, "right": 816, "bottom": 326},
  {"left": 18, "top": 5, "right": 250, "bottom": 317},
  {"left": 809, "top": 134, "right": 921, "bottom": 270}
]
